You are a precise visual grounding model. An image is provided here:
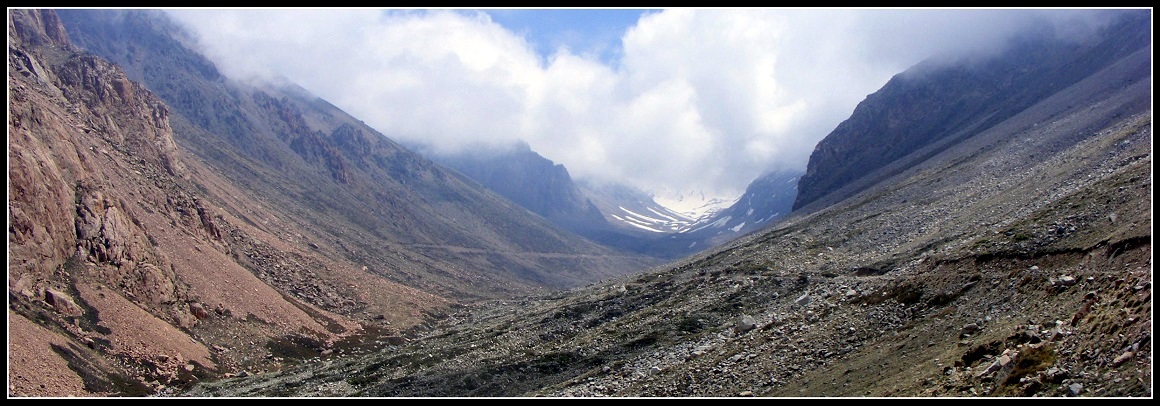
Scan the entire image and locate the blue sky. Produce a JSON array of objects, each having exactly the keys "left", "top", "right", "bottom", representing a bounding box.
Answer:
[
  {"left": 167, "top": 8, "right": 1127, "bottom": 208},
  {"left": 478, "top": 9, "right": 658, "bottom": 65}
]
